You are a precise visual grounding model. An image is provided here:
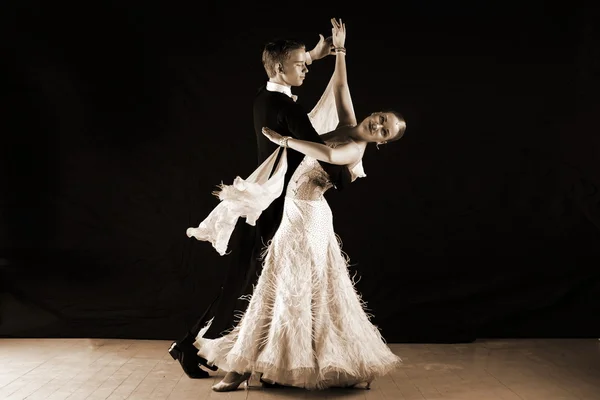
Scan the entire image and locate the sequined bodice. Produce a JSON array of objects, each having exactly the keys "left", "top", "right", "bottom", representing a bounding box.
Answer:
[
  {"left": 286, "top": 139, "right": 363, "bottom": 201},
  {"left": 286, "top": 156, "right": 333, "bottom": 201}
]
